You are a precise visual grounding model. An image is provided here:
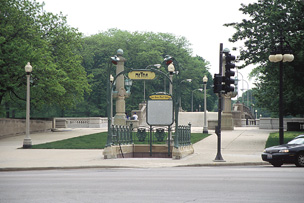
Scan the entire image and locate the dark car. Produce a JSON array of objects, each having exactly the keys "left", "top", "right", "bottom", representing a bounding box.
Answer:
[{"left": 262, "top": 136, "right": 304, "bottom": 167}]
